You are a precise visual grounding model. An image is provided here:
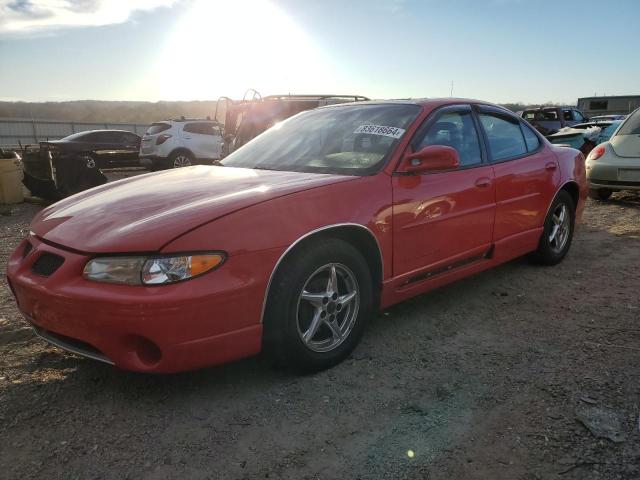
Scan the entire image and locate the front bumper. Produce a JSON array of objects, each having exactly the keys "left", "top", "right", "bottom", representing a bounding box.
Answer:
[{"left": 6, "top": 234, "right": 264, "bottom": 373}]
